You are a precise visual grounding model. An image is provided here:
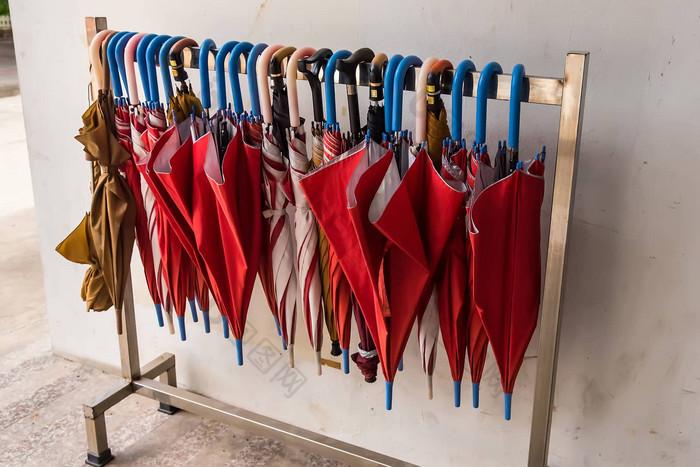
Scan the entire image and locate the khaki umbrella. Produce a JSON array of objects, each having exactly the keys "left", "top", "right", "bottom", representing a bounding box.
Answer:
[{"left": 58, "top": 31, "right": 136, "bottom": 334}]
